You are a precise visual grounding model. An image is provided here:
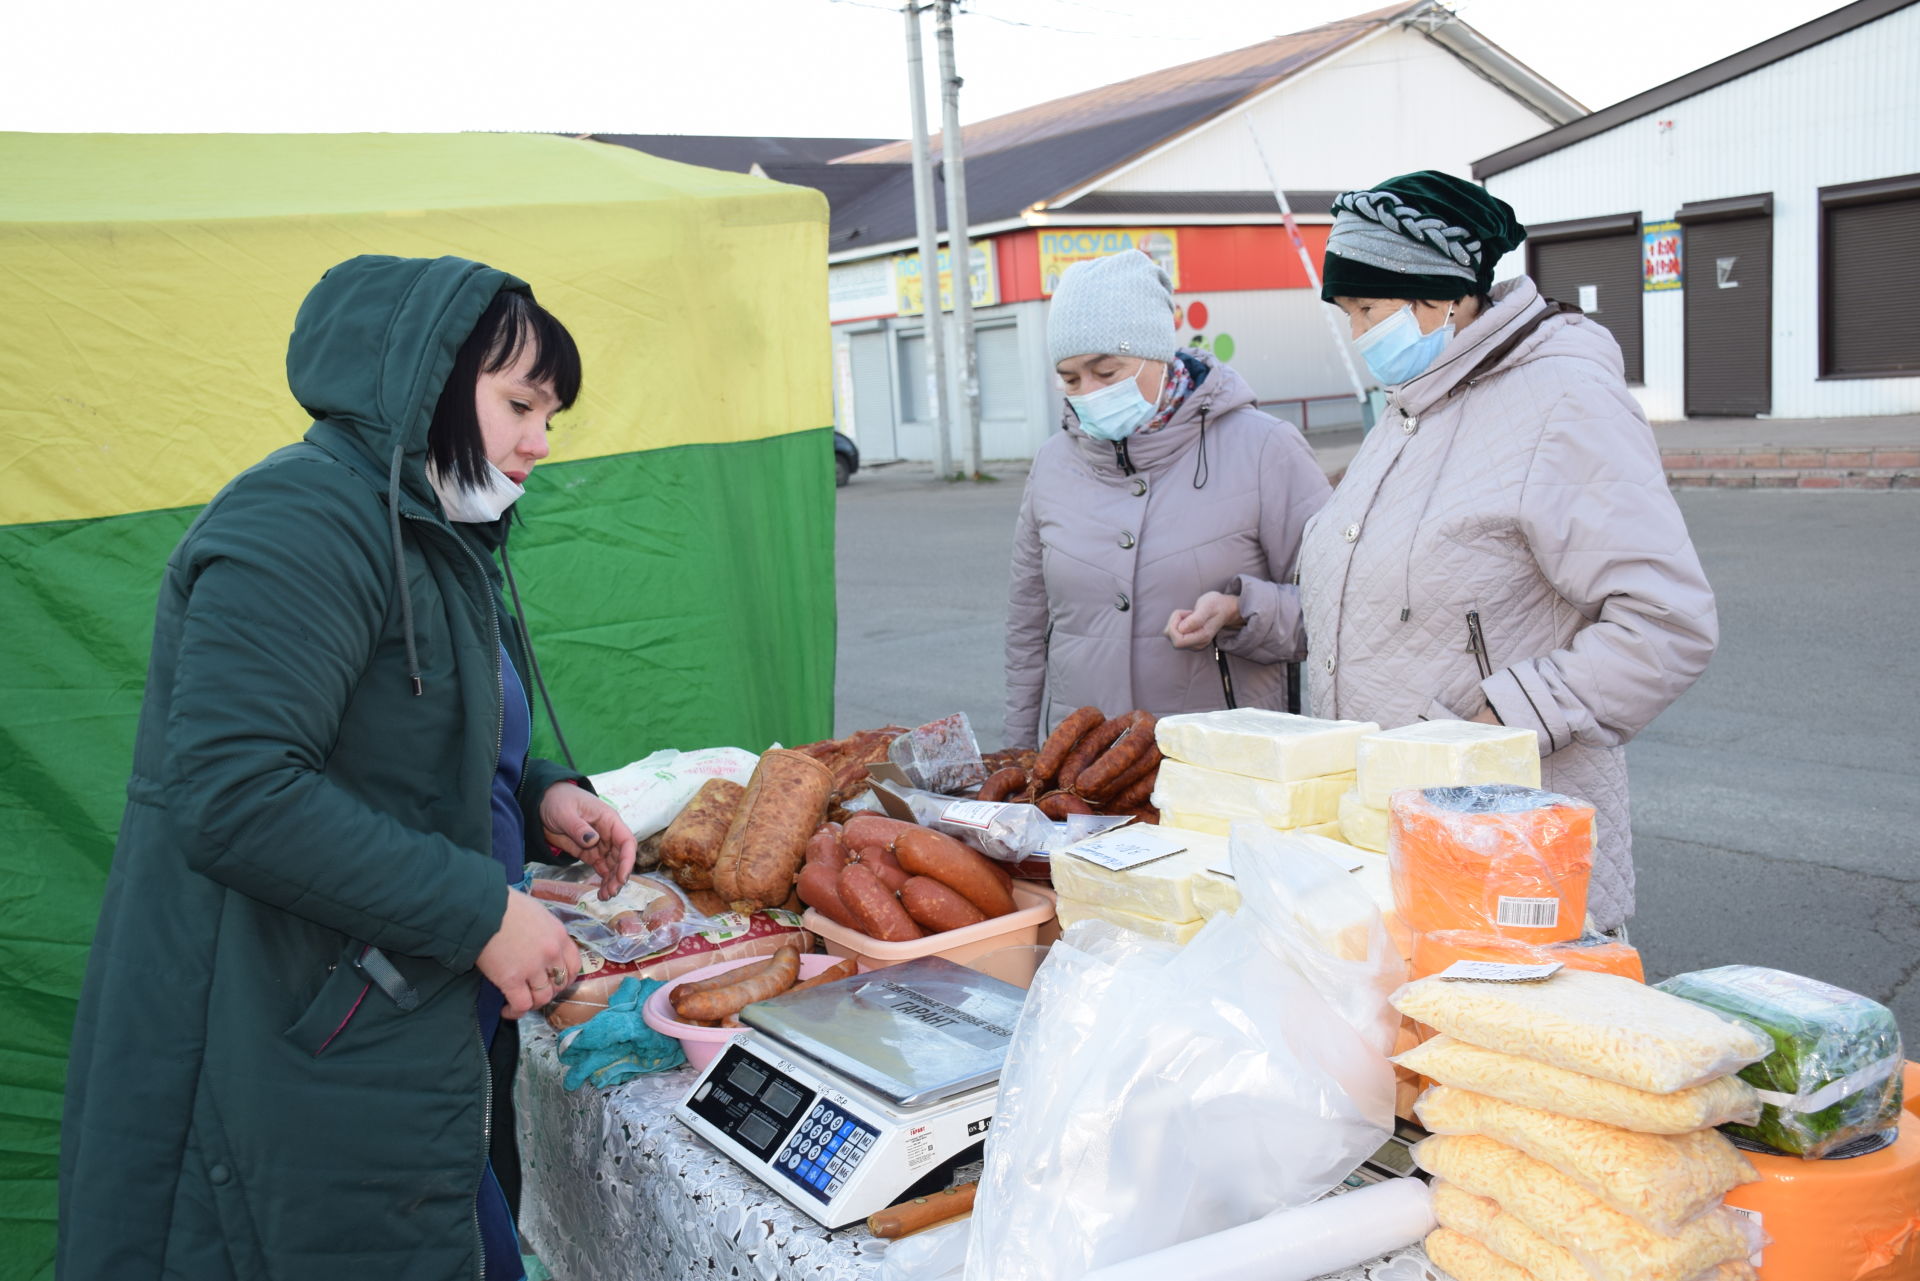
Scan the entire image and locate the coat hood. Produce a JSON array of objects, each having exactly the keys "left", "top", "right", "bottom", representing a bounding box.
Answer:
[
  {"left": 287, "top": 254, "right": 526, "bottom": 505},
  {"left": 1386, "top": 276, "right": 1620, "bottom": 420}
]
